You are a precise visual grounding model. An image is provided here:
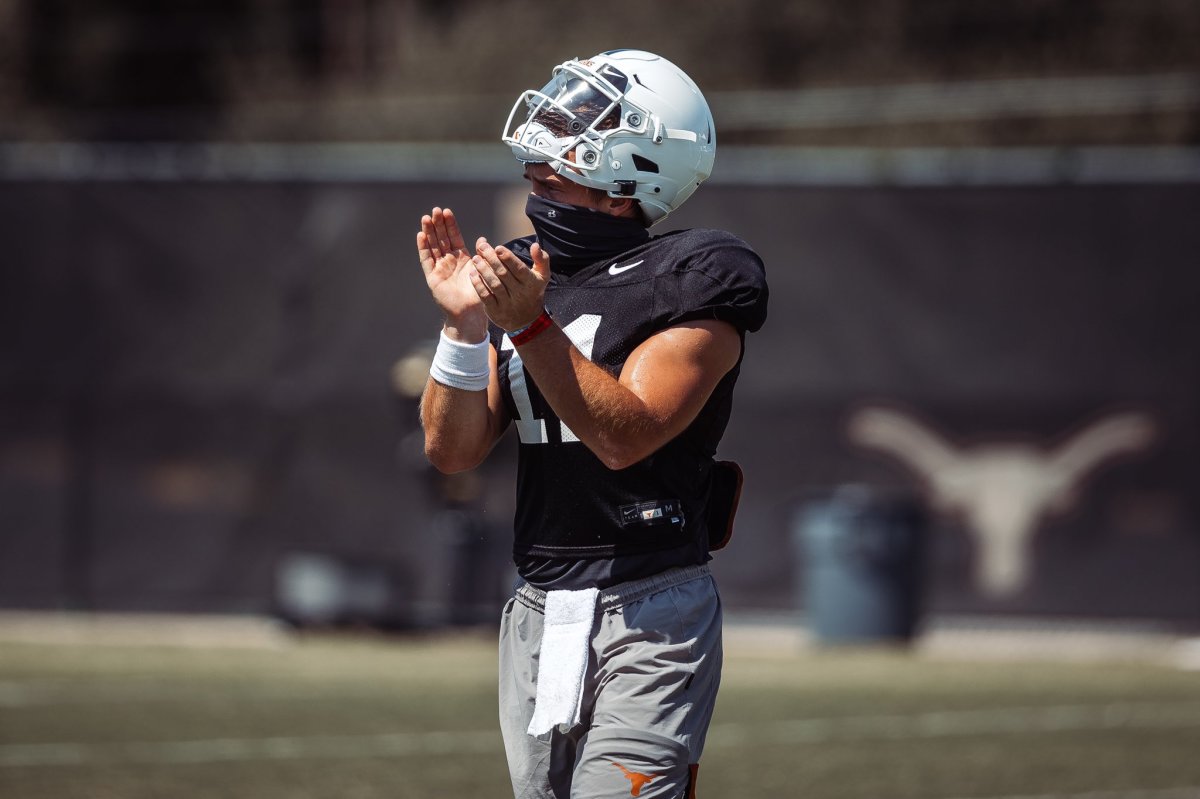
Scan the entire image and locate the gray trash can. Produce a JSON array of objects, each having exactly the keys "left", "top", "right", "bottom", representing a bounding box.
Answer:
[{"left": 795, "top": 485, "right": 926, "bottom": 645}]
